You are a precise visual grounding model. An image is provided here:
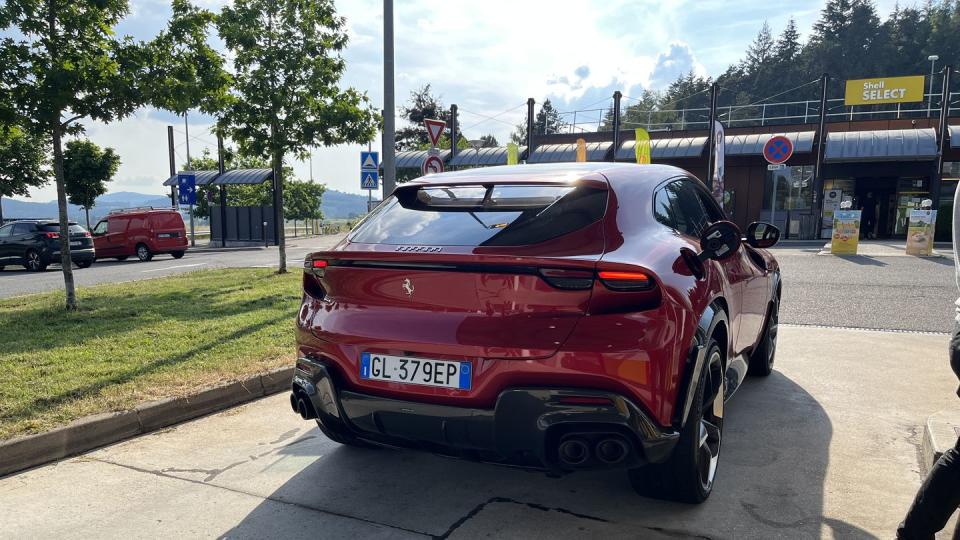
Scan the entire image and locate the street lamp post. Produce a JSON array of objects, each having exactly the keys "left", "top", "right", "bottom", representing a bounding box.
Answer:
[{"left": 928, "top": 54, "right": 940, "bottom": 117}]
